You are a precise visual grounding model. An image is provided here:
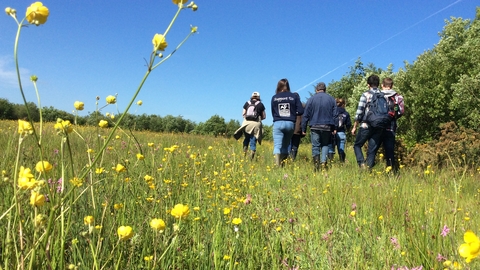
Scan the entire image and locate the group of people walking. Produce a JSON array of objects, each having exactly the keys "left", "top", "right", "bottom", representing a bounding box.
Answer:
[{"left": 234, "top": 75, "right": 404, "bottom": 172}]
